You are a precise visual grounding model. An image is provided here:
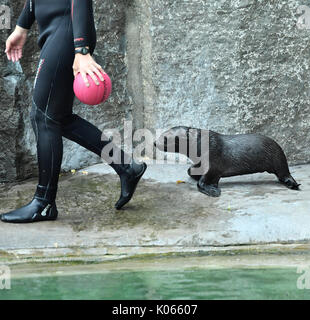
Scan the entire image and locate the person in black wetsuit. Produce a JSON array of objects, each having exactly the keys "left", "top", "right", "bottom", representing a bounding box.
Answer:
[{"left": 0, "top": 0, "right": 147, "bottom": 223}]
